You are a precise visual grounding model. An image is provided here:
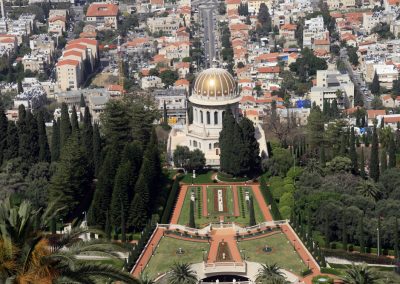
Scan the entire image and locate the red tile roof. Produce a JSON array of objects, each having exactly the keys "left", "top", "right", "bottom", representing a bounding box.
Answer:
[
  {"left": 56, "top": 59, "right": 79, "bottom": 67},
  {"left": 86, "top": 3, "right": 118, "bottom": 17},
  {"left": 280, "top": 23, "right": 297, "bottom": 31},
  {"left": 367, "top": 109, "right": 386, "bottom": 119},
  {"left": 257, "top": 66, "right": 280, "bottom": 73}
]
